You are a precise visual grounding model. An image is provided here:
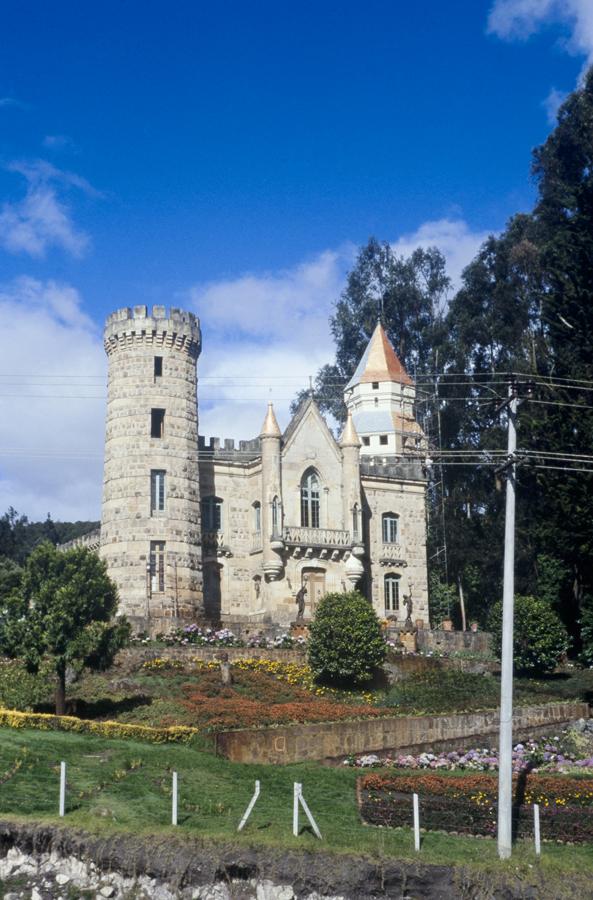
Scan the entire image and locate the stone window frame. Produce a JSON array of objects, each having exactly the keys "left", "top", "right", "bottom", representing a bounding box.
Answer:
[
  {"left": 384, "top": 572, "right": 400, "bottom": 611},
  {"left": 382, "top": 512, "right": 399, "bottom": 544},
  {"left": 300, "top": 467, "right": 321, "bottom": 529},
  {"left": 252, "top": 500, "right": 261, "bottom": 534},
  {"left": 202, "top": 495, "right": 223, "bottom": 531},
  {"left": 150, "top": 469, "right": 166, "bottom": 515}
]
